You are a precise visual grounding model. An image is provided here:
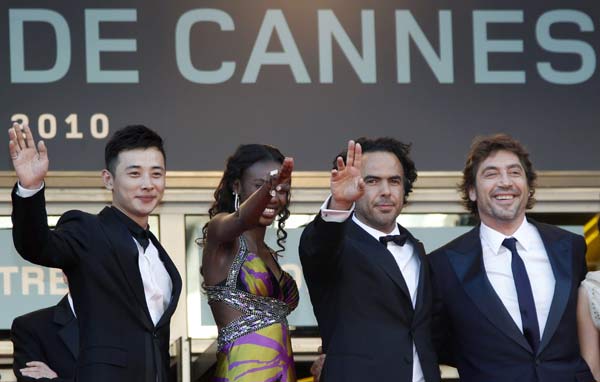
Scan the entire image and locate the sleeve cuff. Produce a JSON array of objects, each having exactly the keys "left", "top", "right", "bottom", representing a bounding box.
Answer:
[
  {"left": 16, "top": 182, "right": 44, "bottom": 198},
  {"left": 320, "top": 195, "right": 354, "bottom": 223}
]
